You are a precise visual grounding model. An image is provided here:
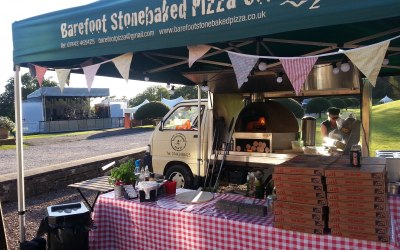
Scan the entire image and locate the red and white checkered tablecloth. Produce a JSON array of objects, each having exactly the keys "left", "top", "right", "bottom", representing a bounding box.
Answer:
[{"left": 90, "top": 190, "right": 400, "bottom": 250}]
